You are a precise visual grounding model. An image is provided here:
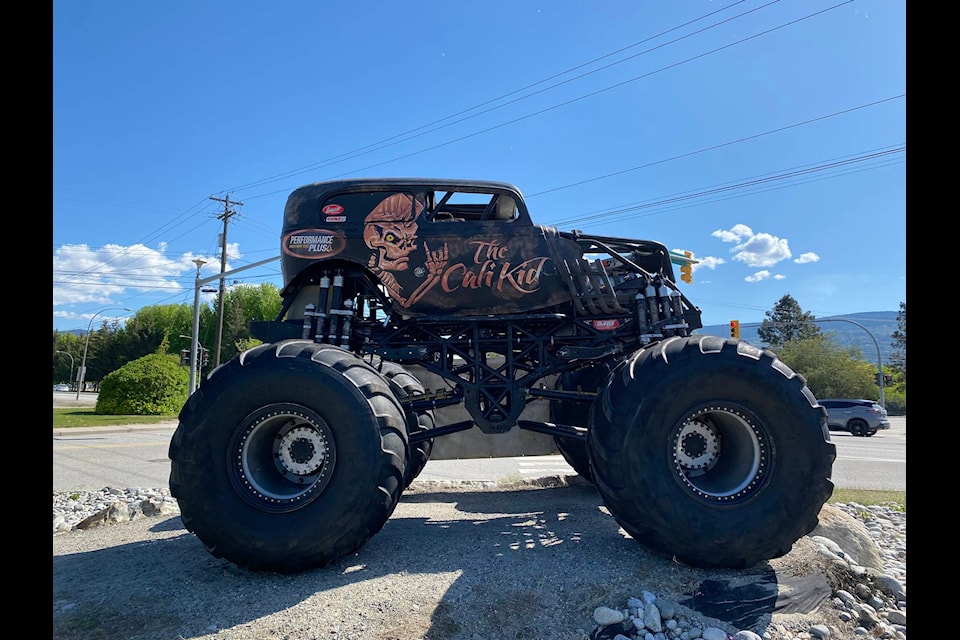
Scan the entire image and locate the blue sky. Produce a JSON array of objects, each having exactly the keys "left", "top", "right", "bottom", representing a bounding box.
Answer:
[{"left": 53, "top": 1, "right": 906, "bottom": 334}]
